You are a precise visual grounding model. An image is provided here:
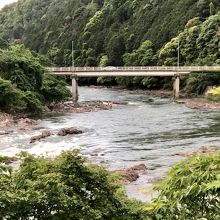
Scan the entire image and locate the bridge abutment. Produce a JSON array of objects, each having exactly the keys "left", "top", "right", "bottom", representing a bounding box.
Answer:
[
  {"left": 71, "top": 75, "right": 79, "bottom": 103},
  {"left": 173, "top": 75, "right": 180, "bottom": 99}
]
